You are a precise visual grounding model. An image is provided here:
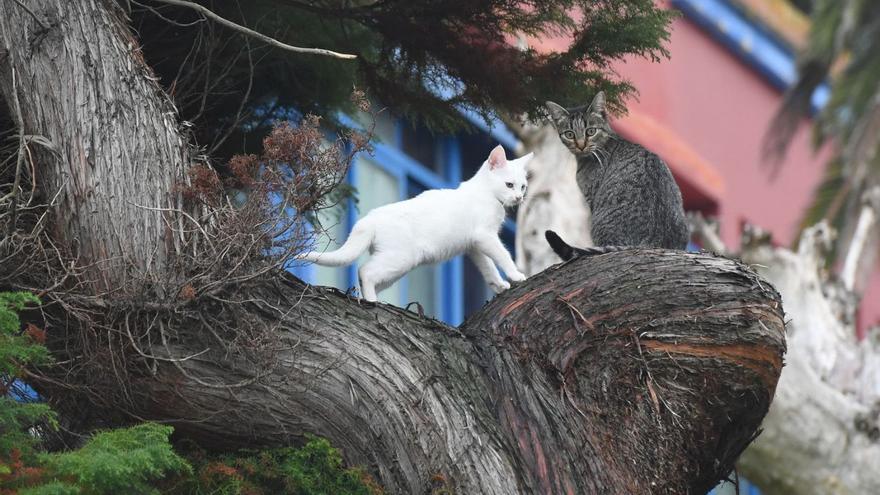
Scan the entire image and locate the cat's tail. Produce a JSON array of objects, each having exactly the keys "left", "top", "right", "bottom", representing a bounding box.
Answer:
[
  {"left": 545, "top": 230, "right": 627, "bottom": 260},
  {"left": 301, "top": 221, "right": 373, "bottom": 266}
]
